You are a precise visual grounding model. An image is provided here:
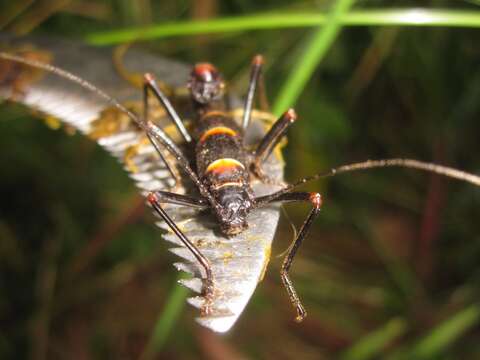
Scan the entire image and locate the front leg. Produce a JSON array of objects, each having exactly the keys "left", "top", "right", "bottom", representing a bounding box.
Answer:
[
  {"left": 252, "top": 109, "right": 296, "bottom": 184},
  {"left": 256, "top": 191, "right": 322, "bottom": 322},
  {"left": 147, "top": 192, "right": 214, "bottom": 314},
  {"left": 146, "top": 134, "right": 183, "bottom": 190},
  {"left": 151, "top": 190, "right": 208, "bottom": 208},
  {"left": 242, "top": 55, "right": 265, "bottom": 130},
  {"left": 143, "top": 73, "right": 192, "bottom": 143},
  {"left": 145, "top": 120, "right": 220, "bottom": 209}
]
